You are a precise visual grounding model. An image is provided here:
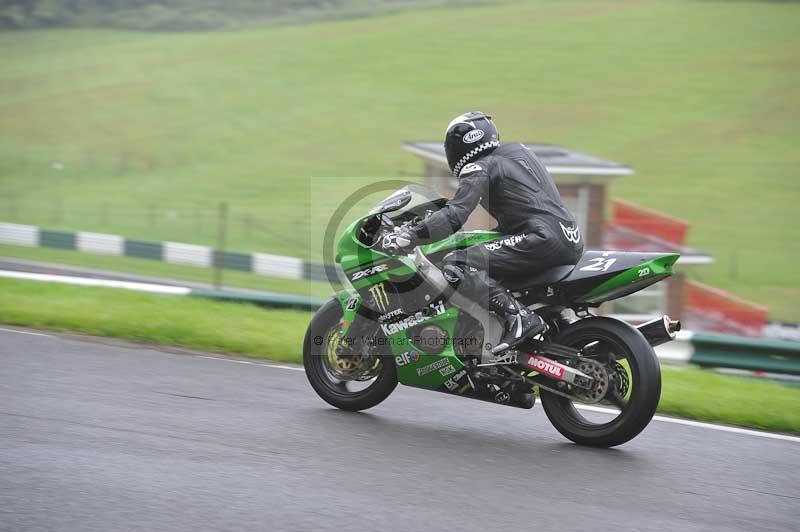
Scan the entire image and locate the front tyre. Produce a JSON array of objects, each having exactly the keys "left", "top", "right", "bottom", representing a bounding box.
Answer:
[
  {"left": 540, "top": 317, "right": 661, "bottom": 447},
  {"left": 303, "top": 299, "right": 397, "bottom": 411}
]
